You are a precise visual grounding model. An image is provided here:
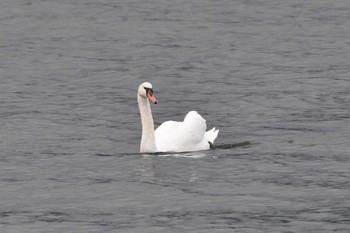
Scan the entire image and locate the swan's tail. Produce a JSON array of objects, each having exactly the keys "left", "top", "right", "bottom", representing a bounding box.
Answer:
[{"left": 205, "top": 127, "right": 219, "bottom": 144}]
